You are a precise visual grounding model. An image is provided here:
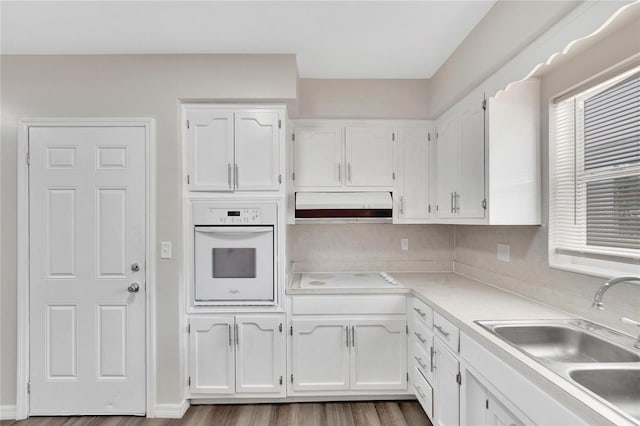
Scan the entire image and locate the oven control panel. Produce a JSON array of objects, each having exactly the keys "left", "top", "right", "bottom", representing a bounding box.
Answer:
[{"left": 202, "top": 208, "right": 261, "bottom": 224}]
